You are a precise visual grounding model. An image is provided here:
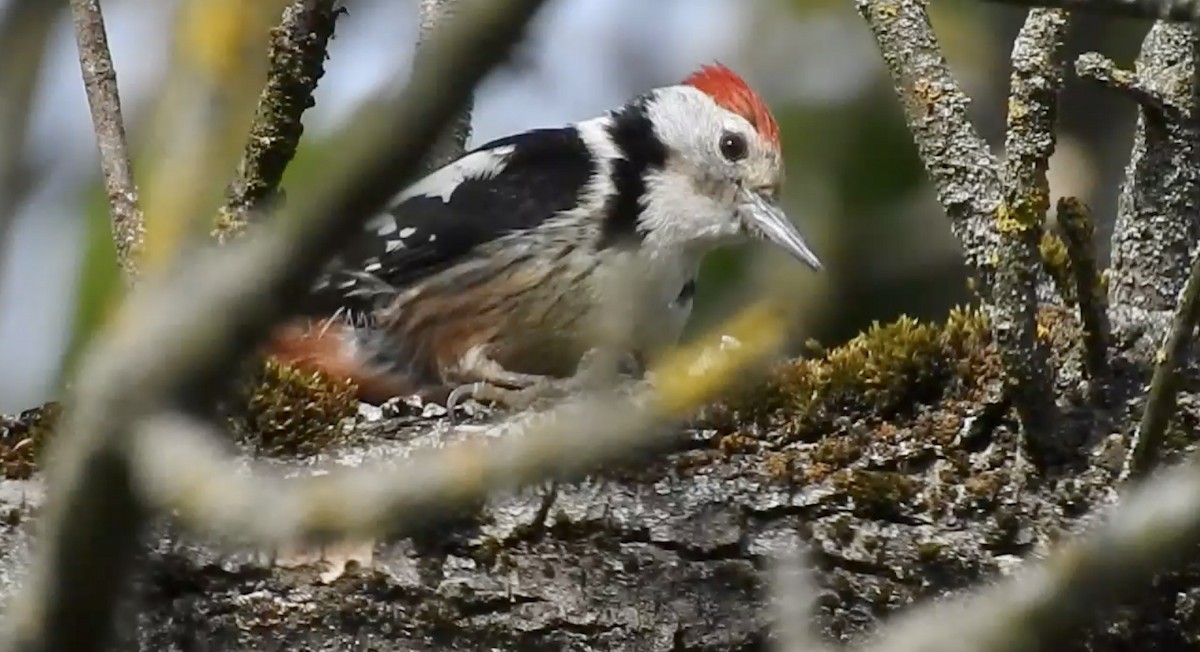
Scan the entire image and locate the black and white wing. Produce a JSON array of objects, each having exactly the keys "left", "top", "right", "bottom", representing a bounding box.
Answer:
[{"left": 305, "top": 126, "right": 596, "bottom": 316}]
